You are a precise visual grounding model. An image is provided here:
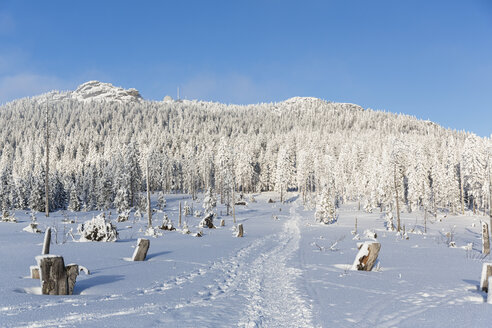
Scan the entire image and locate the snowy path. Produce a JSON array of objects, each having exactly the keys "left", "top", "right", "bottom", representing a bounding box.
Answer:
[{"left": 237, "top": 202, "right": 314, "bottom": 327}]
